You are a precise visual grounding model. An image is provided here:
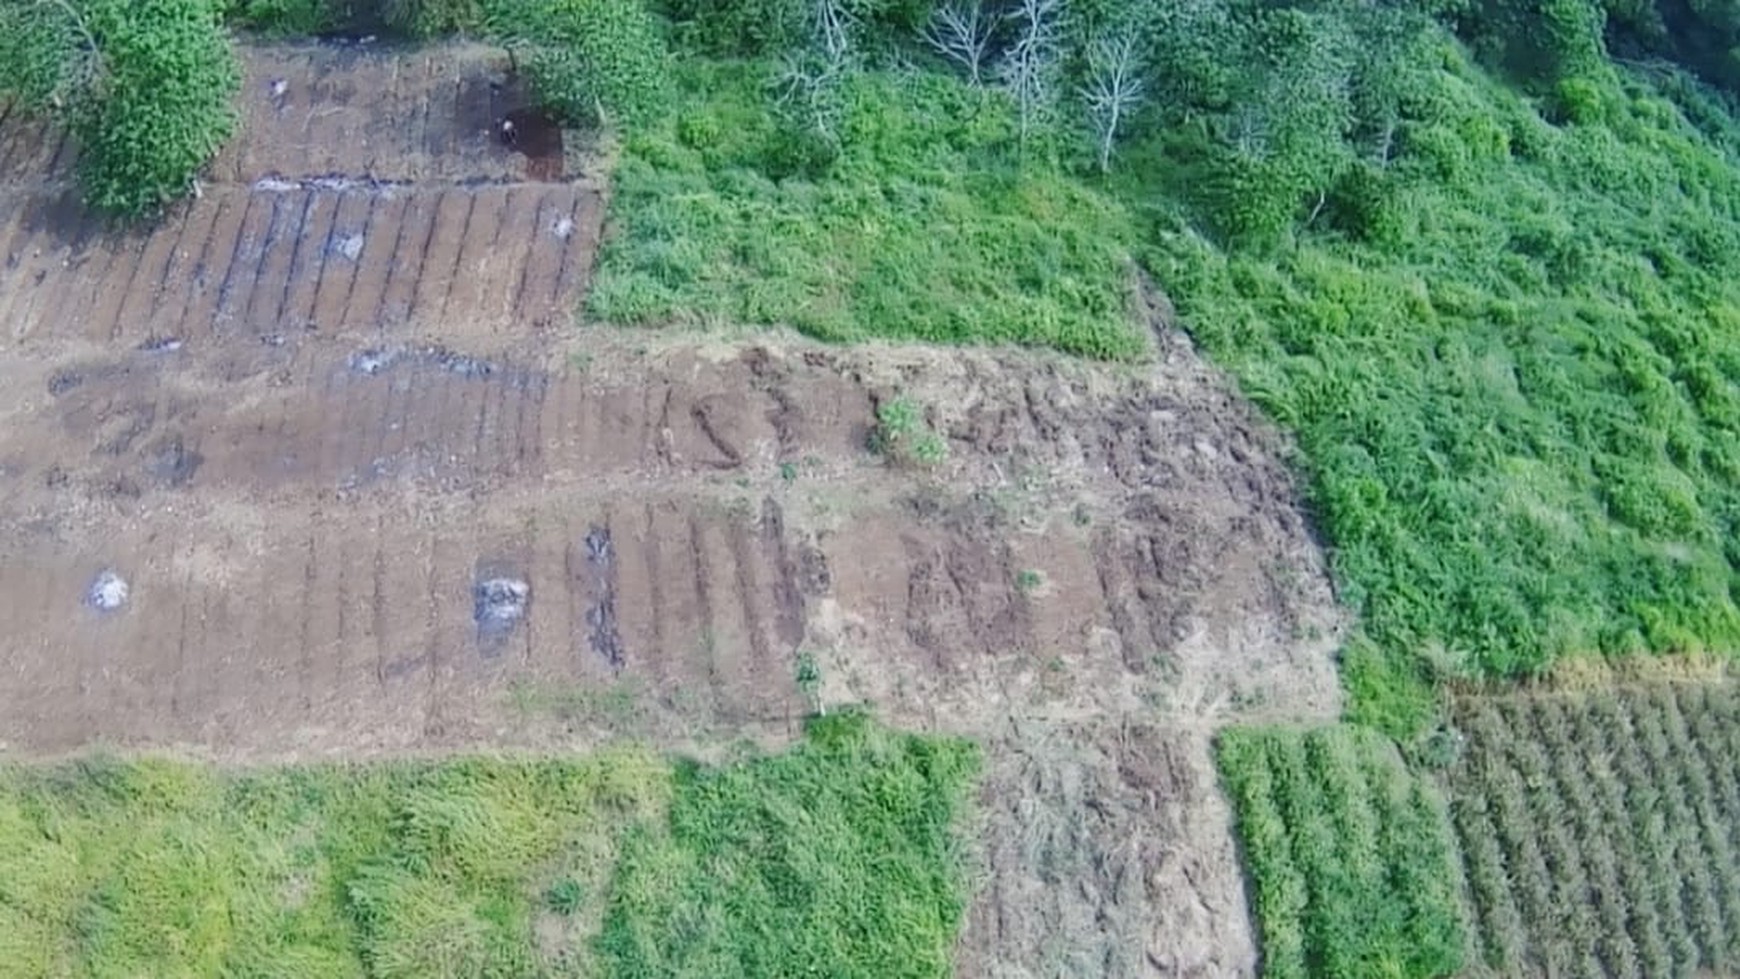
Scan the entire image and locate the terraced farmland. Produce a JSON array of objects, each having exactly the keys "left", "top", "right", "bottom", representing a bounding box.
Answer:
[{"left": 0, "top": 37, "right": 1349, "bottom": 977}]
